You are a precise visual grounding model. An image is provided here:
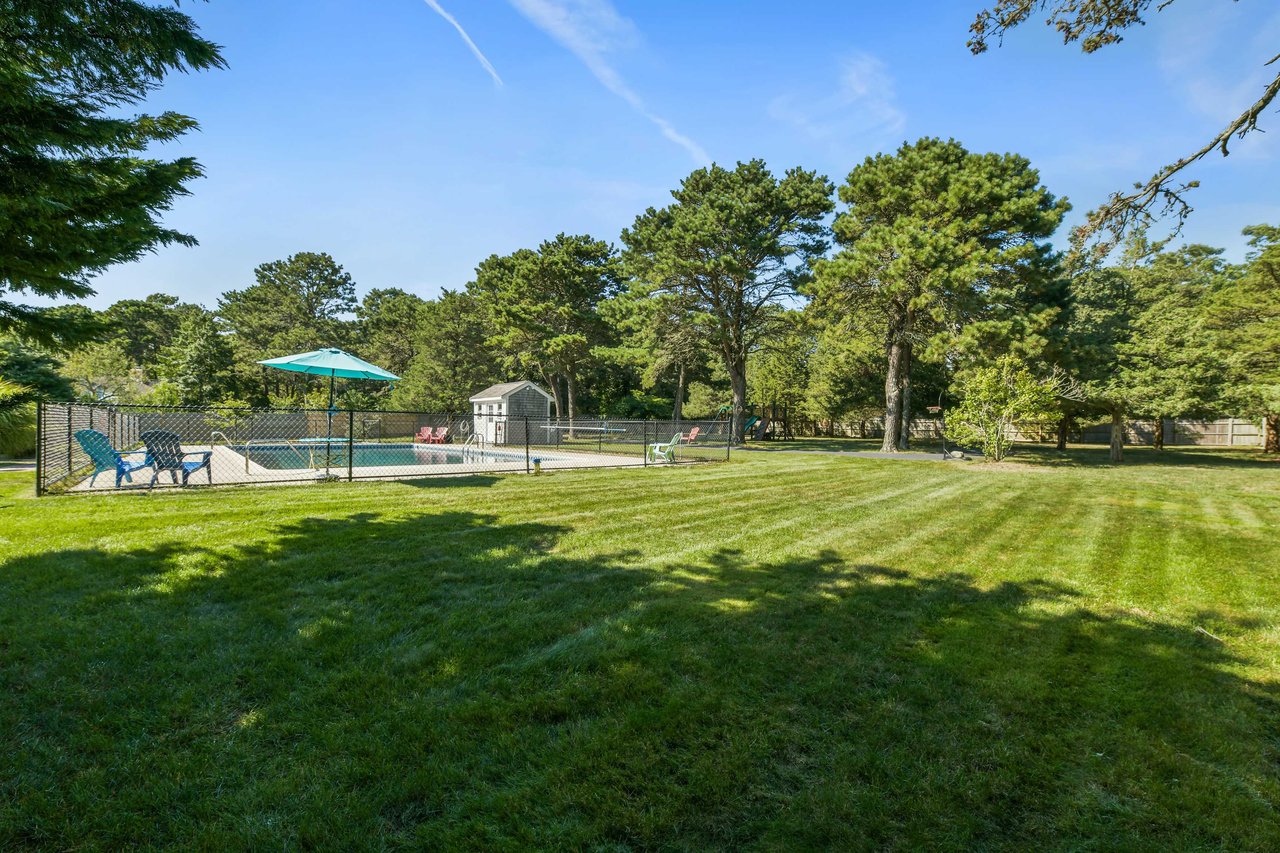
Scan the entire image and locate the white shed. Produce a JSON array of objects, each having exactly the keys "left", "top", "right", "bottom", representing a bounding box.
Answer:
[{"left": 469, "top": 380, "right": 553, "bottom": 445}]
